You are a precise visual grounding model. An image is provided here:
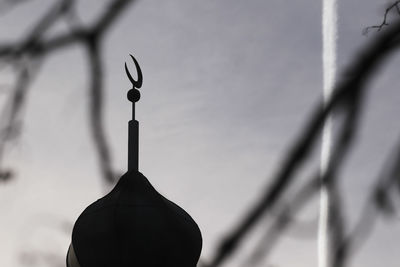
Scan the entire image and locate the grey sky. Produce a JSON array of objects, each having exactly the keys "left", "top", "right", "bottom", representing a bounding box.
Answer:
[{"left": 0, "top": 0, "right": 400, "bottom": 266}]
